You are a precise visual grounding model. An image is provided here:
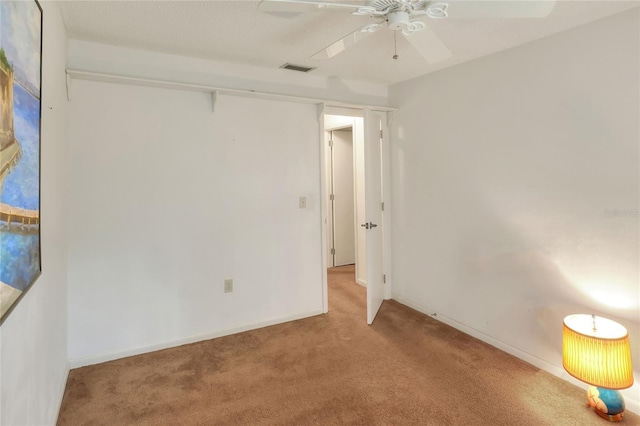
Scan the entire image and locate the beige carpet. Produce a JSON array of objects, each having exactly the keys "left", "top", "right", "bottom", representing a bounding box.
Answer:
[{"left": 58, "top": 266, "right": 640, "bottom": 425}]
